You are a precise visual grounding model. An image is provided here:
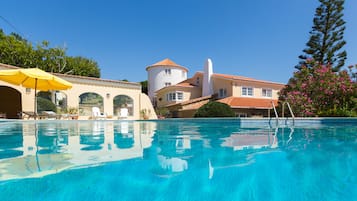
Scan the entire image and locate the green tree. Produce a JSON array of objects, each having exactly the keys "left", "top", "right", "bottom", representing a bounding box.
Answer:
[
  {"left": 65, "top": 56, "right": 100, "bottom": 77},
  {"left": 140, "top": 80, "right": 148, "bottom": 94},
  {"left": 194, "top": 101, "right": 235, "bottom": 118},
  {"left": 0, "top": 29, "right": 100, "bottom": 78},
  {"left": 280, "top": 60, "right": 356, "bottom": 117},
  {"left": 297, "top": 0, "right": 347, "bottom": 72},
  {"left": 34, "top": 41, "right": 68, "bottom": 73},
  {"left": 0, "top": 30, "right": 35, "bottom": 67}
]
